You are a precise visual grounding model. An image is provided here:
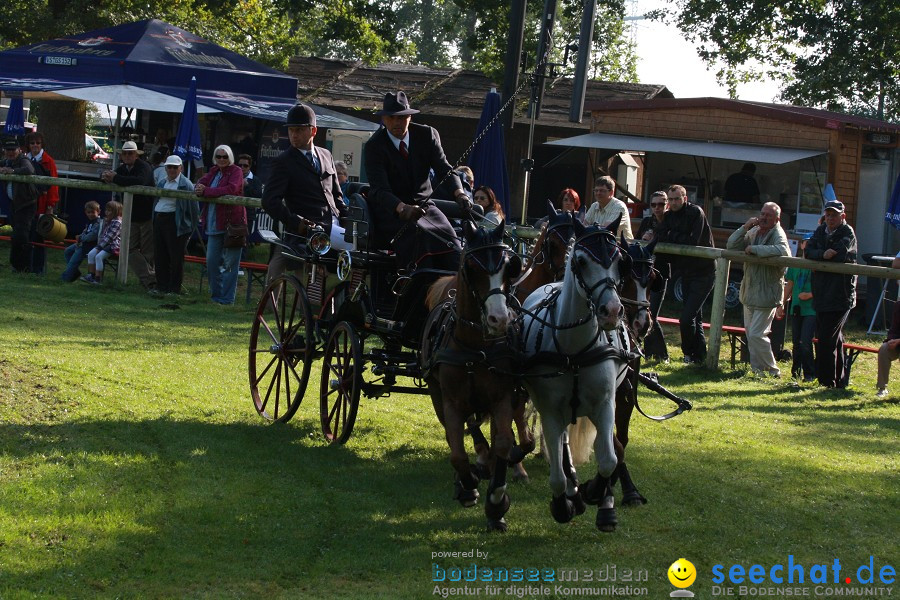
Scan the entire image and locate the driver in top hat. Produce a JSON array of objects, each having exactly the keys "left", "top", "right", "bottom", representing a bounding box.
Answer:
[
  {"left": 364, "top": 91, "right": 468, "bottom": 271},
  {"left": 262, "top": 103, "right": 350, "bottom": 282}
]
